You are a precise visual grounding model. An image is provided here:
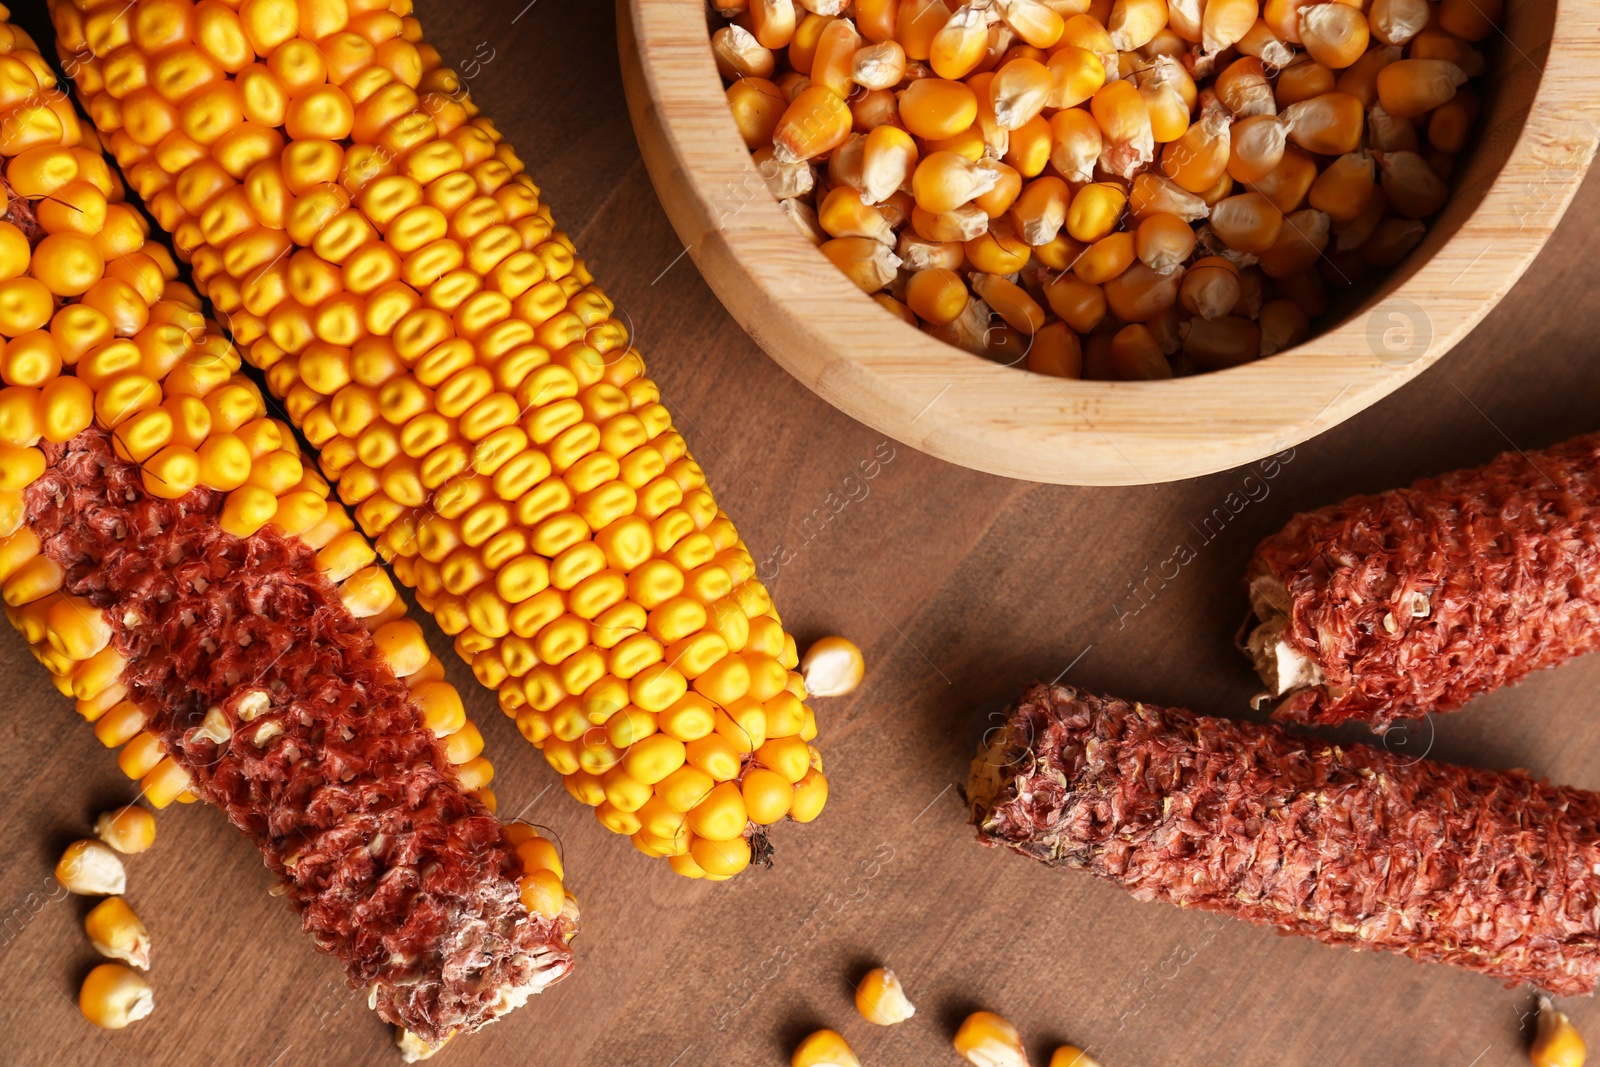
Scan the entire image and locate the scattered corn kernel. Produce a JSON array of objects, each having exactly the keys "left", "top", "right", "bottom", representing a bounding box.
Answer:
[
  {"left": 78, "top": 963, "right": 153, "bottom": 1030},
  {"left": 955, "top": 1010, "right": 1030, "bottom": 1067},
  {"left": 1532, "top": 997, "right": 1587, "bottom": 1067},
  {"left": 800, "top": 635, "right": 865, "bottom": 697},
  {"left": 793, "top": 1028, "right": 861, "bottom": 1067},
  {"left": 94, "top": 805, "right": 156, "bottom": 855},
  {"left": 855, "top": 966, "right": 916, "bottom": 1025},
  {"left": 56, "top": 839, "right": 127, "bottom": 896},
  {"left": 84, "top": 896, "right": 151, "bottom": 970}
]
